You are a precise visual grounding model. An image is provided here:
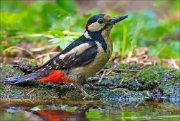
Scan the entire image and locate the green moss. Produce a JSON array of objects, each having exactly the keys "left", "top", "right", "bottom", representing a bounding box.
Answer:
[
  {"left": 100, "top": 88, "right": 146, "bottom": 105},
  {"left": 137, "top": 66, "right": 180, "bottom": 93},
  {"left": 101, "top": 64, "right": 179, "bottom": 103},
  {"left": 98, "top": 75, "right": 122, "bottom": 87},
  {"left": 0, "top": 63, "right": 179, "bottom": 103},
  {"left": 138, "top": 66, "right": 166, "bottom": 88},
  {"left": 0, "top": 82, "right": 60, "bottom": 100},
  {"left": 19, "top": 58, "right": 38, "bottom": 67},
  {"left": 62, "top": 89, "right": 83, "bottom": 100},
  {"left": 0, "top": 65, "right": 23, "bottom": 81}
]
